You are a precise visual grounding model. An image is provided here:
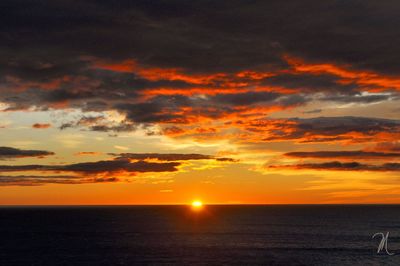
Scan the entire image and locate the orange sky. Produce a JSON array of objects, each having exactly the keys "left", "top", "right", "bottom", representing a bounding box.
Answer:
[{"left": 1, "top": 1, "right": 400, "bottom": 205}]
